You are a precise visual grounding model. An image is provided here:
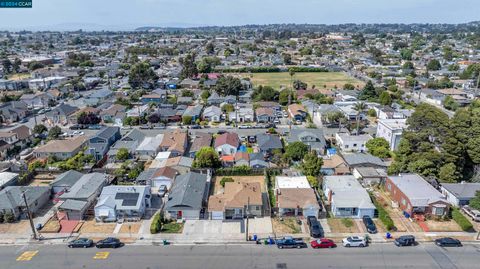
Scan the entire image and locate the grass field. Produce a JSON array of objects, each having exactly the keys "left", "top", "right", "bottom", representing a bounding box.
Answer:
[{"left": 237, "top": 72, "right": 364, "bottom": 89}]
